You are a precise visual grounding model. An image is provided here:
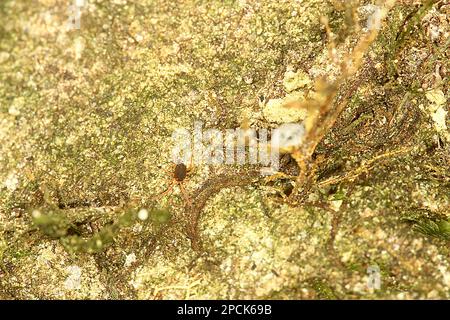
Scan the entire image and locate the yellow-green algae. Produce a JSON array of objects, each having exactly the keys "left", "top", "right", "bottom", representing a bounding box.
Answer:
[{"left": 0, "top": 0, "right": 449, "bottom": 299}]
